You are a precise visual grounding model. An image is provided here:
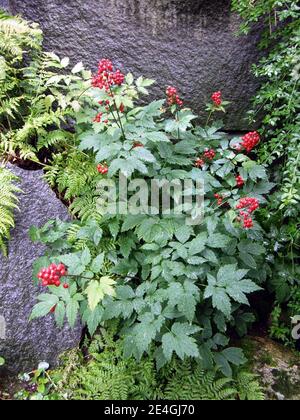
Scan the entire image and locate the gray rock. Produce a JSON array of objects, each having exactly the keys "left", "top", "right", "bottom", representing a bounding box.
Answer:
[
  {"left": 0, "top": 164, "right": 82, "bottom": 375},
  {"left": 241, "top": 336, "right": 300, "bottom": 400},
  {"left": 4, "top": 0, "right": 264, "bottom": 130}
]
